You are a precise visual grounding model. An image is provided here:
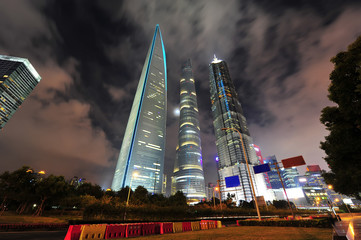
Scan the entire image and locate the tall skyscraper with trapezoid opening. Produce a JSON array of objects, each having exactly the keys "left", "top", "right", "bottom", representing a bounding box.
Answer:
[
  {"left": 172, "top": 59, "right": 206, "bottom": 203},
  {"left": 111, "top": 25, "right": 167, "bottom": 194},
  {"left": 0, "top": 55, "right": 41, "bottom": 130}
]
